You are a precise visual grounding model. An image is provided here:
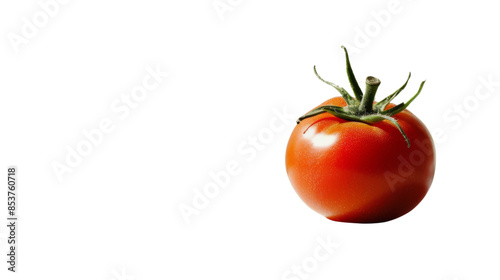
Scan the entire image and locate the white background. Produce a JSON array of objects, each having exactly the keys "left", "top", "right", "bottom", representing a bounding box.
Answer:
[{"left": 1, "top": 0, "right": 499, "bottom": 279}]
